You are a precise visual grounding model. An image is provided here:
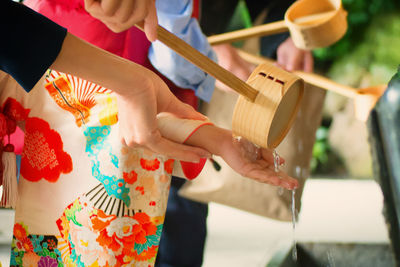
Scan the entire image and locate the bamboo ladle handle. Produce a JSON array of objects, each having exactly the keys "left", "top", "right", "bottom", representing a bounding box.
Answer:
[
  {"left": 135, "top": 24, "right": 259, "bottom": 102},
  {"left": 237, "top": 49, "right": 359, "bottom": 98},
  {"left": 207, "top": 10, "right": 337, "bottom": 45},
  {"left": 295, "top": 72, "right": 358, "bottom": 98},
  {"left": 208, "top": 20, "right": 287, "bottom": 45}
]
